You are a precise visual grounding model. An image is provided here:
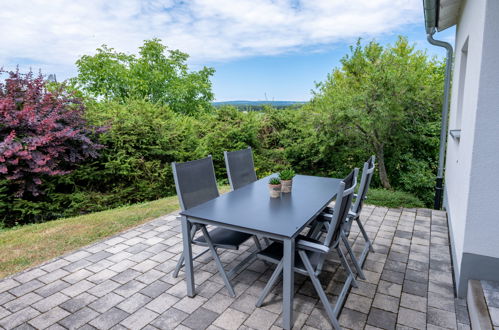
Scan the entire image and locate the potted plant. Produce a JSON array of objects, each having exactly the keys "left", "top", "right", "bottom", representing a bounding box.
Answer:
[
  {"left": 268, "top": 177, "right": 282, "bottom": 198},
  {"left": 279, "top": 169, "right": 295, "bottom": 193}
]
